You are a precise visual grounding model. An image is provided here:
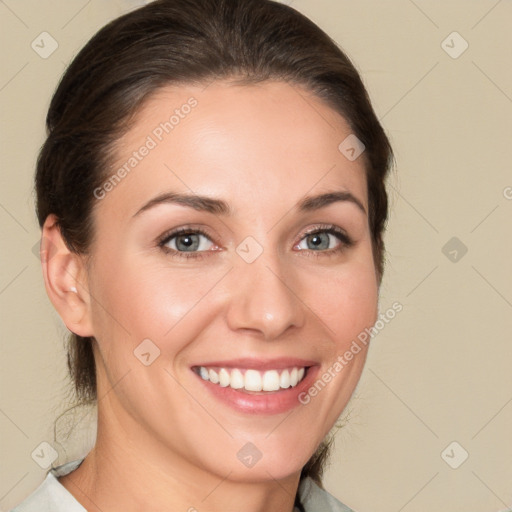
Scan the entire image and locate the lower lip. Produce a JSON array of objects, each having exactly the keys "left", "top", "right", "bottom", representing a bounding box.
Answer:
[{"left": 193, "top": 366, "right": 320, "bottom": 415}]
